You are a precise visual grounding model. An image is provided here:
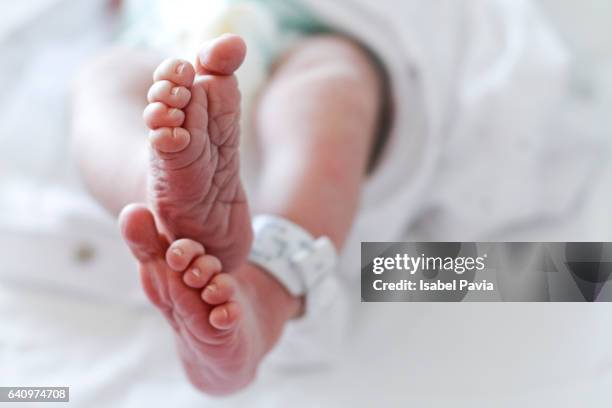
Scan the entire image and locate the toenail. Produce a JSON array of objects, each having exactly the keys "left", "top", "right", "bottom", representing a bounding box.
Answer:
[
  {"left": 205, "top": 284, "right": 217, "bottom": 294},
  {"left": 168, "top": 108, "right": 179, "bottom": 117},
  {"left": 176, "top": 63, "right": 185, "bottom": 74},
  {"left": 171, "top": 247, "right": 183, "bottom": 257},
  {"left": 191, "top": 268, "right": 201, "bottom": 278},
  {"left": 171, "top": 87, "right": 180, "bottom": 95}
]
